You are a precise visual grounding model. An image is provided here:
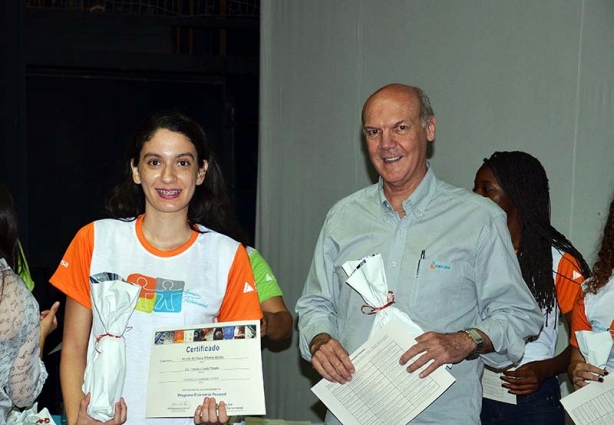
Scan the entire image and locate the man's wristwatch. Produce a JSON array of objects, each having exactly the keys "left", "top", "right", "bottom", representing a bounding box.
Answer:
[{"left": 462, "top": 328, "right": 484, "bottom": 360}]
